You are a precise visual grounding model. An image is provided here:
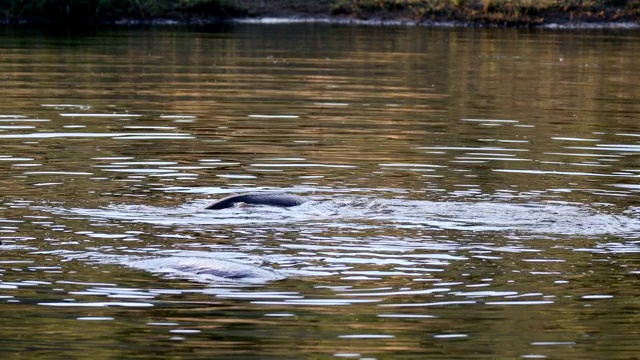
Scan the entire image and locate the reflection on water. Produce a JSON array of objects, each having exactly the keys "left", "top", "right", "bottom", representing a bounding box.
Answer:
[{"left": 1, "top": 24, "right": 640, "bottom": 359}]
